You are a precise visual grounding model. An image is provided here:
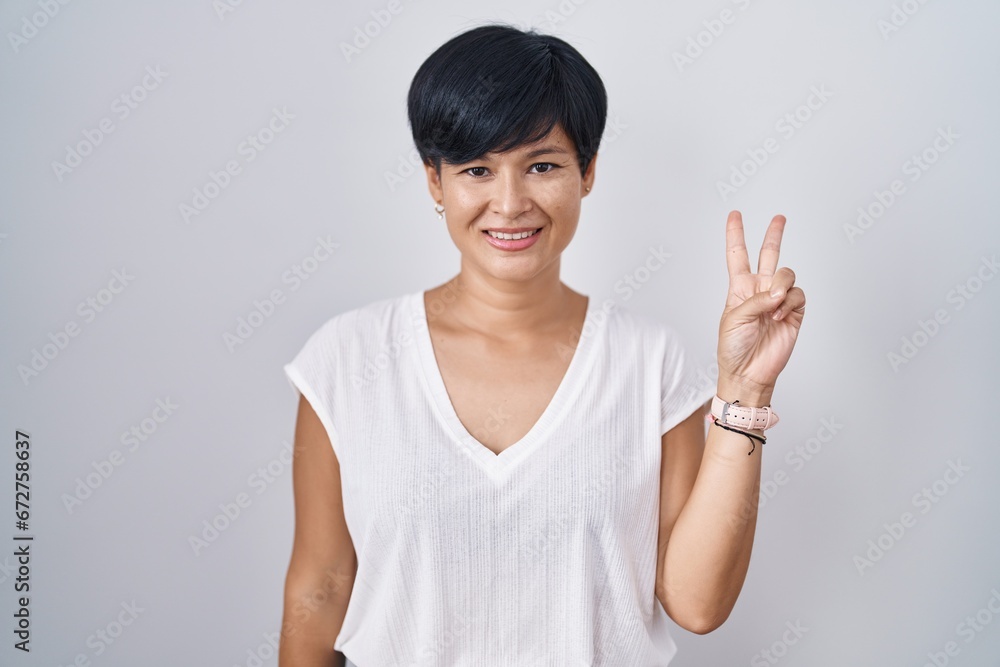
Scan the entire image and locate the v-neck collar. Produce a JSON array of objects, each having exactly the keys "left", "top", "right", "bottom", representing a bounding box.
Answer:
[{"left": 409, "top": 289, "right": 604, "bottom": 483}]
